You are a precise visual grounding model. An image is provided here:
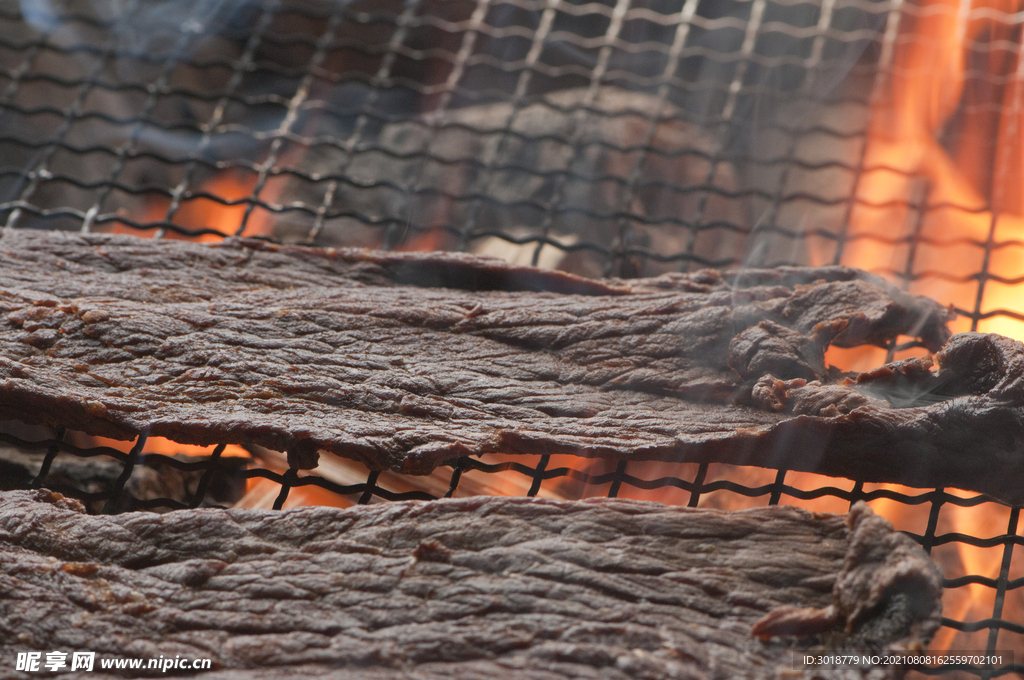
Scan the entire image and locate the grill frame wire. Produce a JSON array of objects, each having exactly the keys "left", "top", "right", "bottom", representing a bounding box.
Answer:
[
  {"left": 0, "top": 0, "right": 902, "bottom": 264},
  {"left": 0, "top": 0, "right": 1020, "bottom": 678}
]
